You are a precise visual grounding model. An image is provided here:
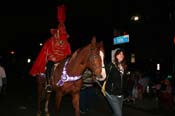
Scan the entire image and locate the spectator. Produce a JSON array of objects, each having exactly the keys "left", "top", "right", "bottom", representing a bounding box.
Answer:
[
  {"left": 0, "top": 65, "right": 7, "bottom": 95},
  {"left": 159, "top": 79, "right": 173, "bottom": 111},
  {"left": 80, "top": 68, "right": 97, "bottom": 114}
]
